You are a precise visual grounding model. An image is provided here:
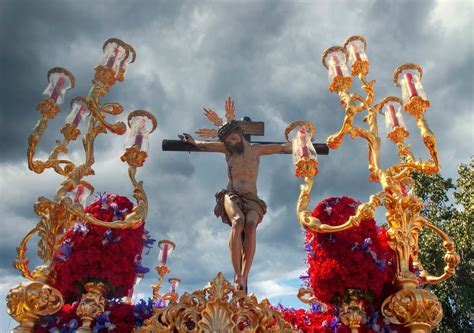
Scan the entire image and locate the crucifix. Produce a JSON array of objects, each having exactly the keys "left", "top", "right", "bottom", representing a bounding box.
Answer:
[{"left": 162, "top": 97, "right": 329, "bottom": 293}]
